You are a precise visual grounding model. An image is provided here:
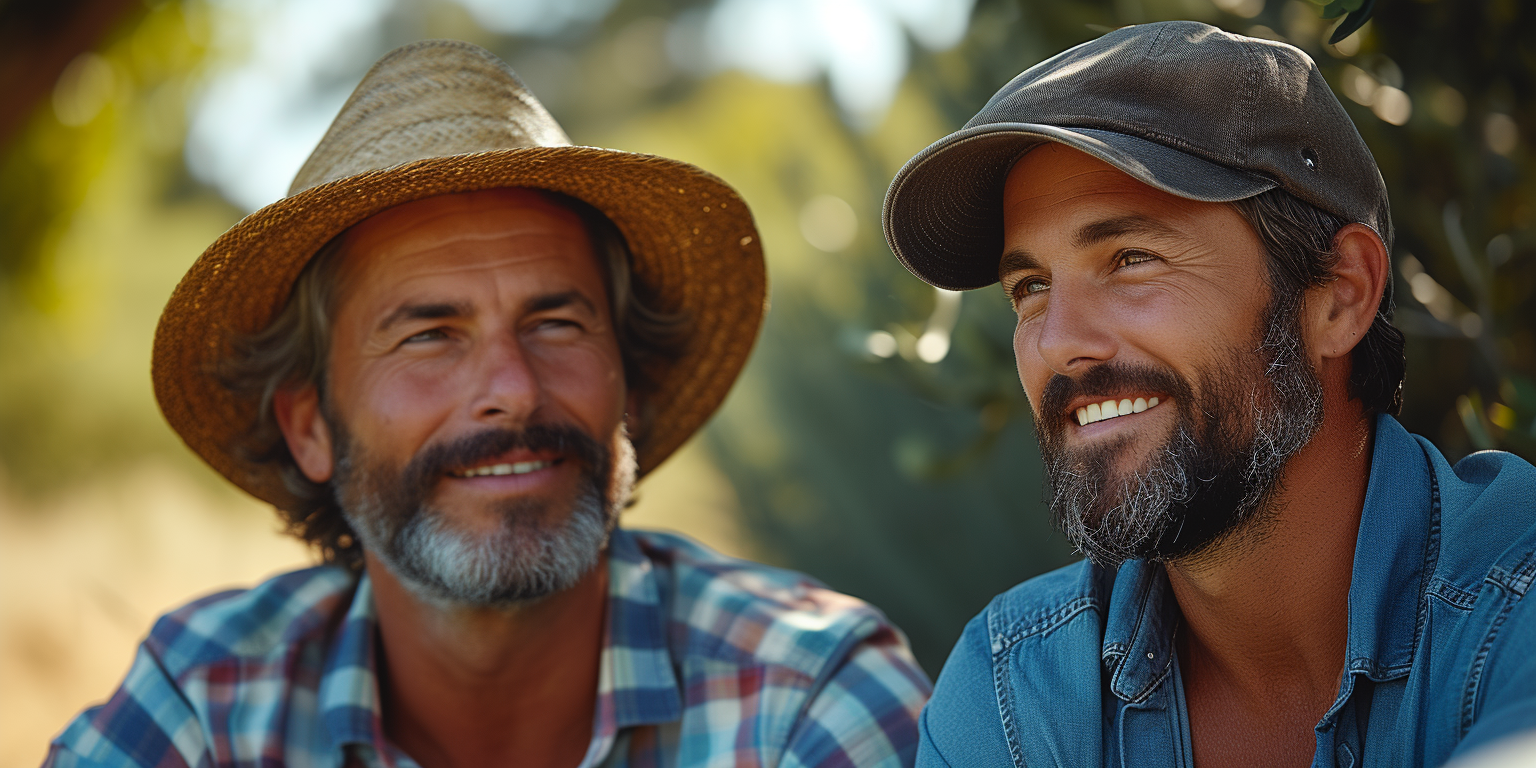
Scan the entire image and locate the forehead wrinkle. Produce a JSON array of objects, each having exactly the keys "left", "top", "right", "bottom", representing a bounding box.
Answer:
[
  {"left": 354, "top": 230, "right": 590, "bottom": 272},
  {"left": 1007, "top": 163, "right": 1134, "bottom": 205},
  {"left": 343, "top": 243, "right": 599, "bottom": 321}
]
